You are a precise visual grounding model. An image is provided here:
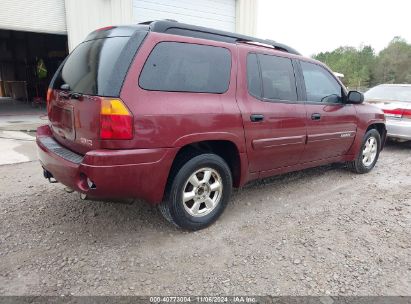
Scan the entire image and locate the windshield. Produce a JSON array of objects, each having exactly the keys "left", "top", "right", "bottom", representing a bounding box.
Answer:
[{"left": 364, "top": 85, "right": 411, "bottom": 102}]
